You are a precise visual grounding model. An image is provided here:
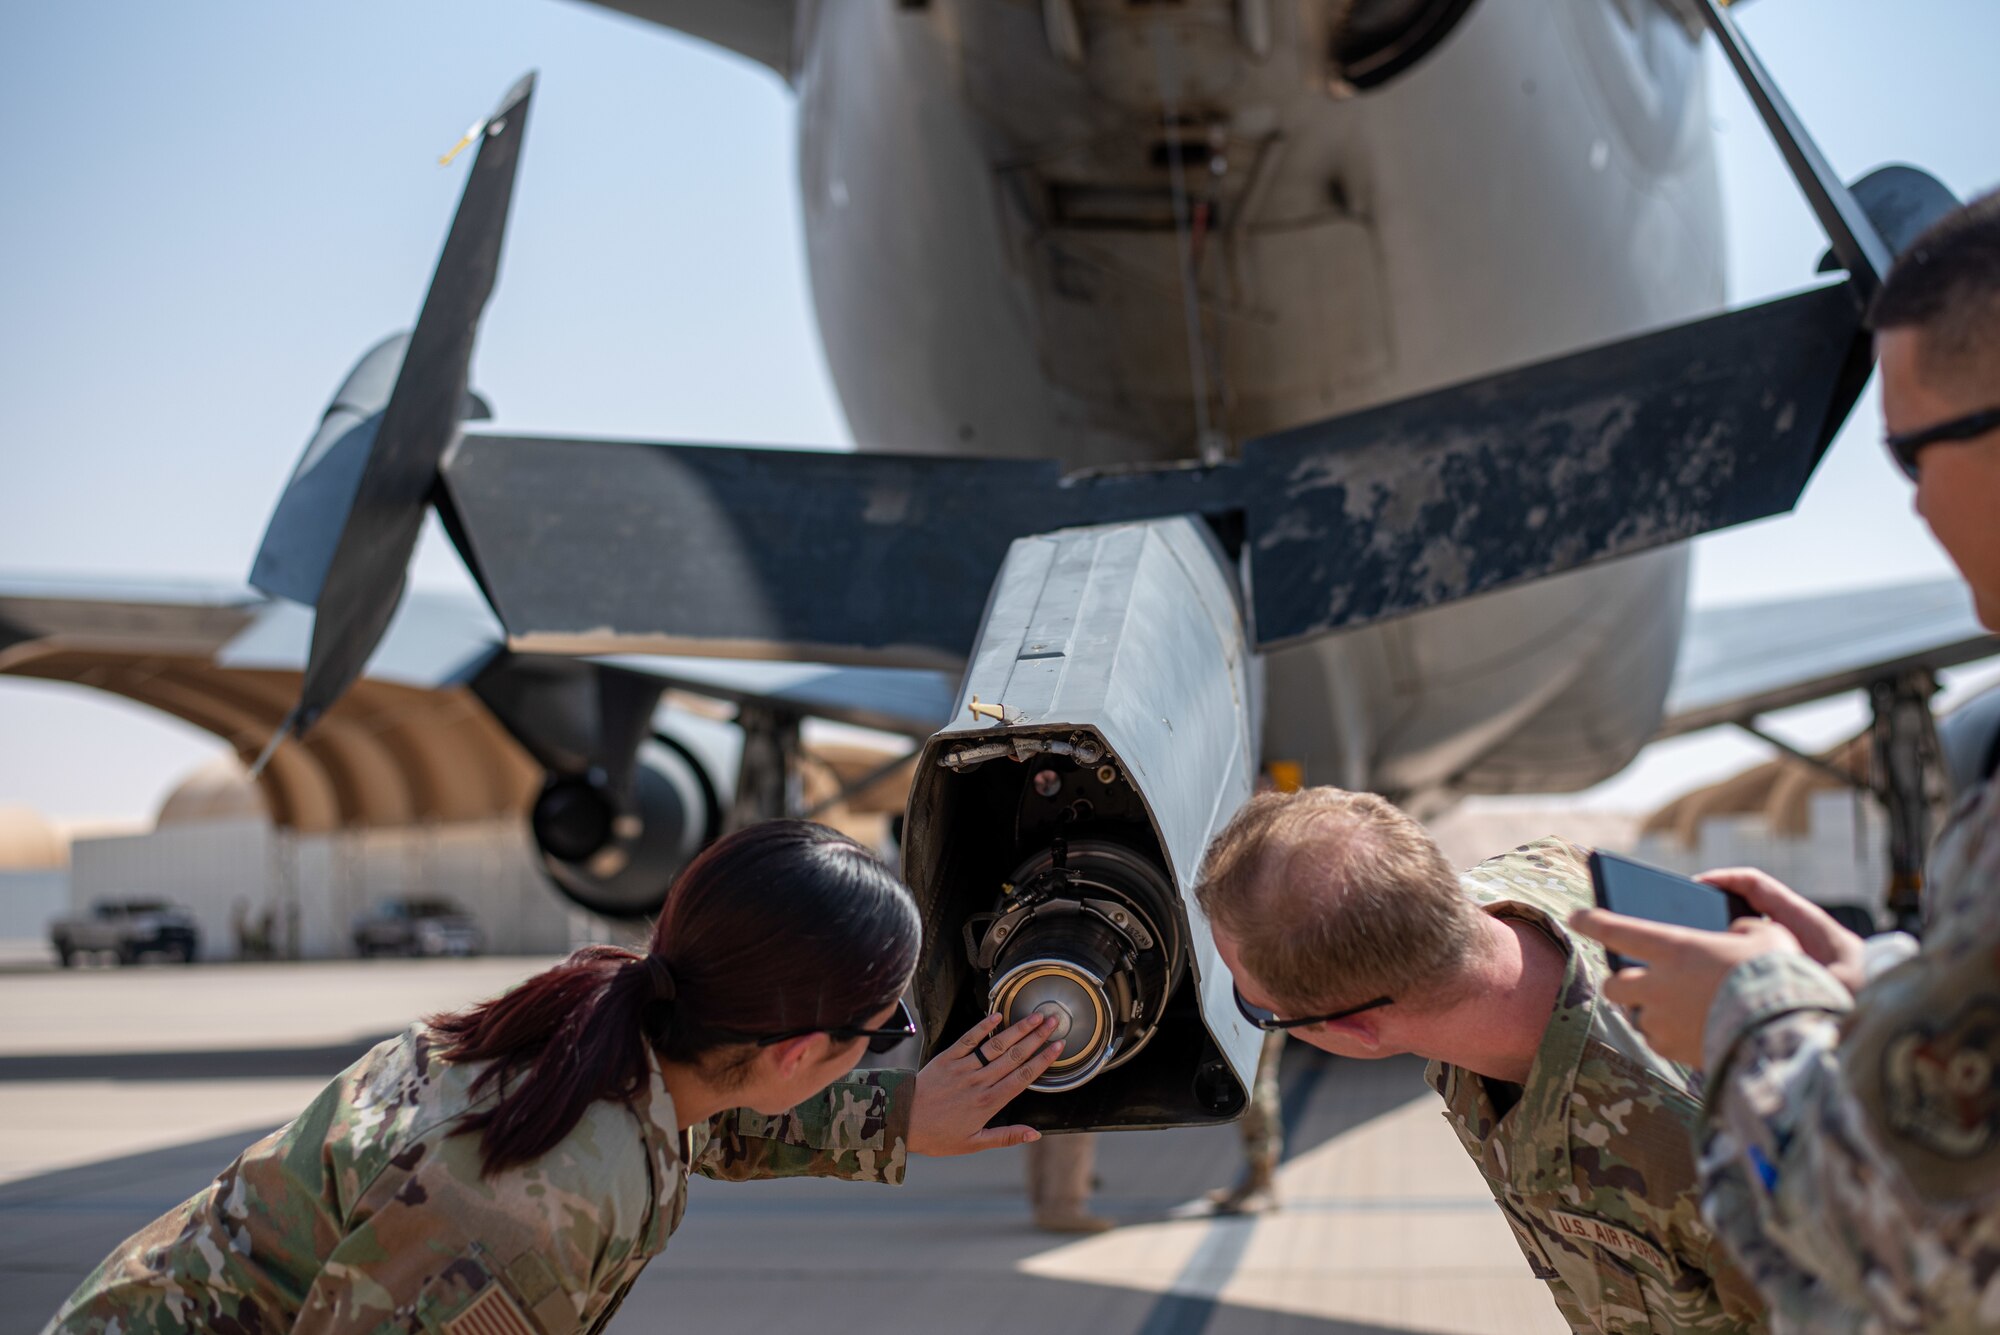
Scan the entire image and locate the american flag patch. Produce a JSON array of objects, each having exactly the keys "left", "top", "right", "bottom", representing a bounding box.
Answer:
[{"left": 443, "top": 1285, "right": 539, "bottom": 1335}]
